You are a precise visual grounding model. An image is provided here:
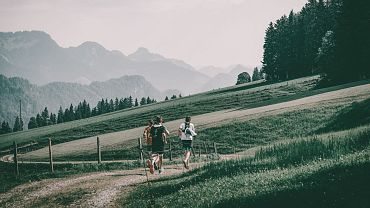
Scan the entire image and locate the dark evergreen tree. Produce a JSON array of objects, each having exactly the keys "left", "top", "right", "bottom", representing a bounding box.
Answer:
[
  {"left": 50, "top": 113, "right": 57, "bottom": 124},
  {"left": 146, "top": 96, "right": 151, "bottom": 104},
  {"left": 331, "top": 0, "right": 370, "bottom": 81},
  {"left": 1, "top": 121, "right": 12, "bottom": 134},
  {"left": 36, "top": 113, "right": 43, "bottom": 126},
  {"left": 69, "top": 104, "right": 75, "bottom": 121},
  {"left": 41, "top": 107, "right": 49, "bottom": 126},
  {"left": 28, "top": 117, "right": 38, "bottom": 129},
  {"left": 114, "top": 97, "right": 119, "bottom": 111},
  {"left": 92, "top": 107, "right": 98, "bottom": 116},
  {"left": 171, "top": 95, "right": 177, "bottom": 99},
  {"left": 134, "top": 98, "right": 139, "bottom": 107},
  {"left": 128, "top": 96, "right": 133, "bottom": 108},
  {"left": 13, "top": 116, "right": 22, "bottom": 132},
  {"left": 140, "top": 97, "right": 147, "bottom": 106},
  {"left": 57, "top": 106, "right": 64, "bottom": 123},
  {"left": 165, "top": 96, "right": 169, "bottom": 101},
  {"left": 64, "top": 109, "right": 70, "bottom": 122},
  {"left": 252, "top": 67, "right": 261, "bottom": 81}
]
